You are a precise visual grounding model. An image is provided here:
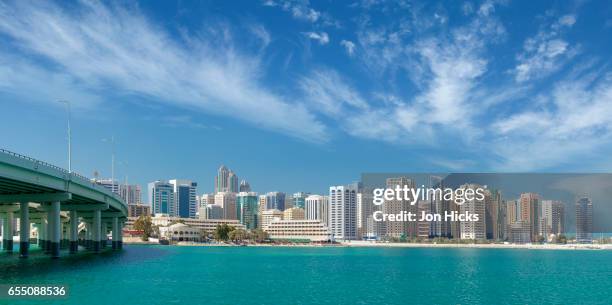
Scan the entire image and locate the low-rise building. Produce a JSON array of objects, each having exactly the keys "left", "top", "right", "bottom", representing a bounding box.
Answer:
[
  {"left": 265, "top": 220, "right": 333, "bottom": 242},
  {"left": 126, "top": 214, "right": 246, "bottom": 236},
  {"left": 159, "top": 223, "right": 202, "bottom": 242}
]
